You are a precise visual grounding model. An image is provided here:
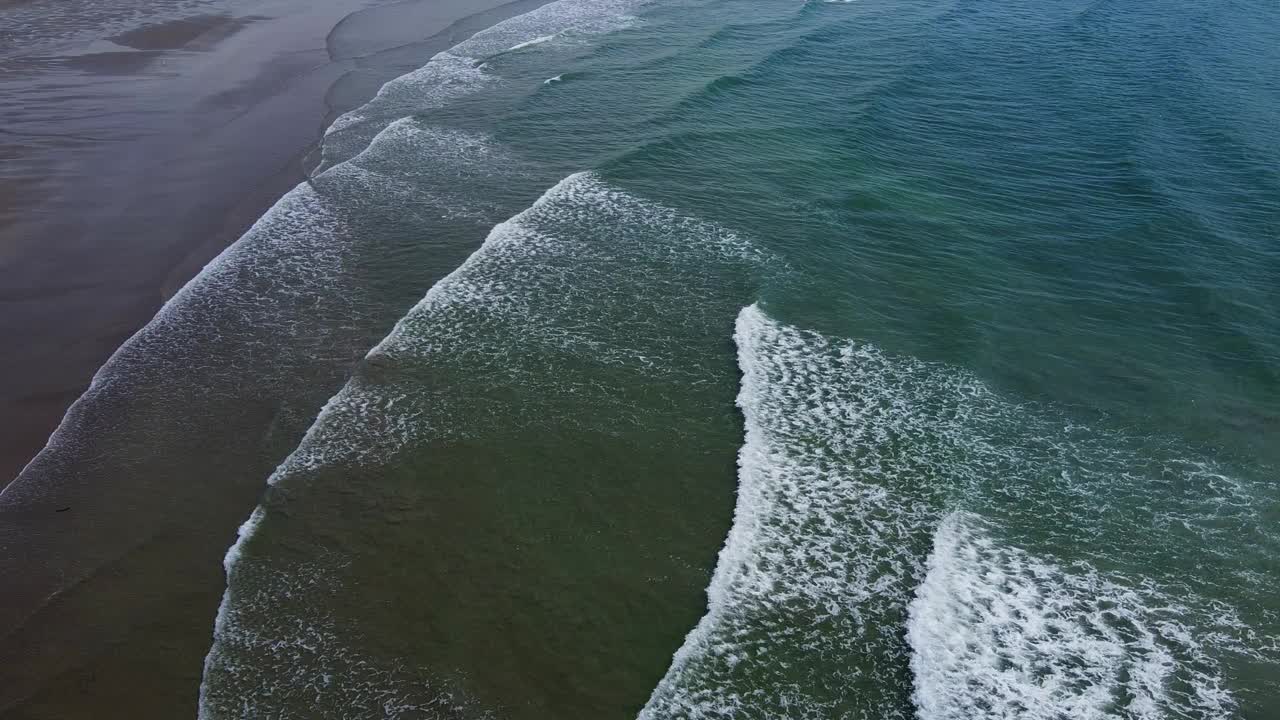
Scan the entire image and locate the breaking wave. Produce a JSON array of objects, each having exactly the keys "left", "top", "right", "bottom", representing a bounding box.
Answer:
[{"left": 640, "top": 305, "right": 1278, "bottom": 720}]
